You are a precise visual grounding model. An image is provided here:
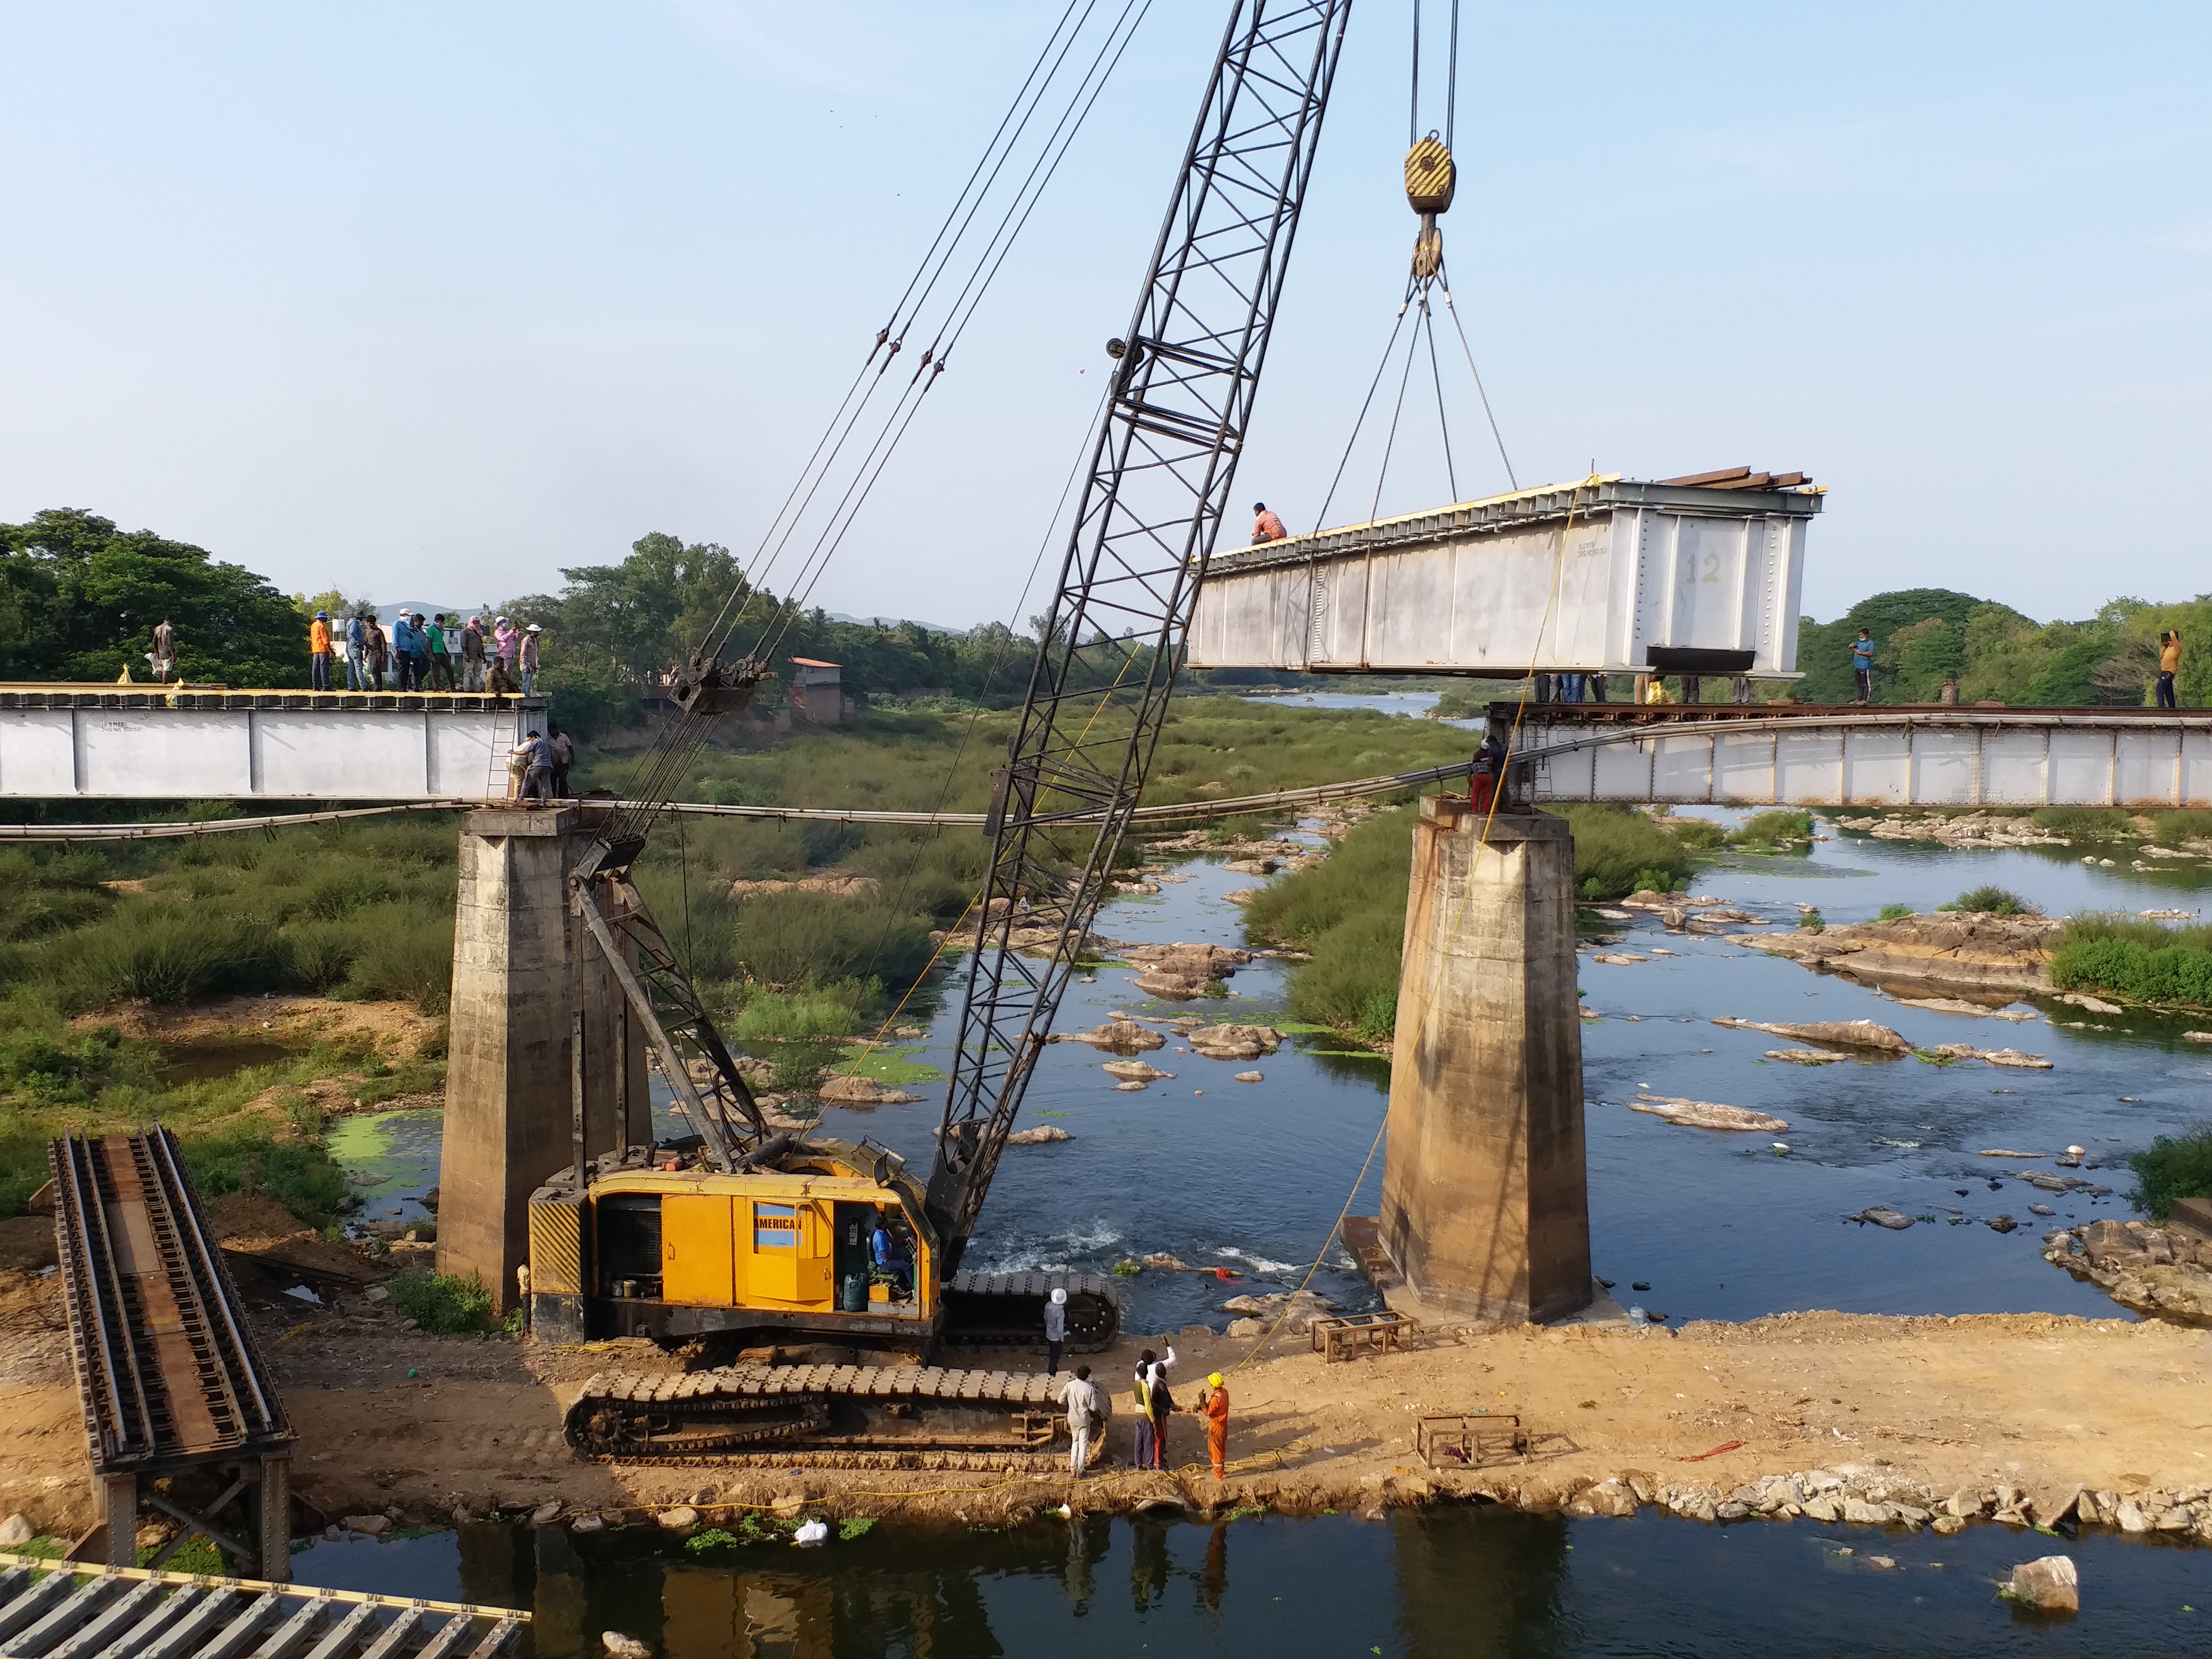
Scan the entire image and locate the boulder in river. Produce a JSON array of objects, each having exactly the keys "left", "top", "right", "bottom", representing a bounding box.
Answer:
[
  {"left": 1103, "top": 1060, "right": 1174, "bottom": 1082},
  {"left": 1627, "top": 1094, "right": 1789, "bottom": 1132},
  {"left": 1733, "top": 912, "right": 2062, "bottom": 994},
  {"left": 1711, "top": 1017, "right": 1910, "bottom": 1052},
  {"left": 1187, "top": 1022, "right": 1282, "bottom": 1059},
  {"left": 816, "top": 1074, "right": 922, "bottom": 1106},
  {"left": 1055, "top": 1019, "right": 1166, "bottom": 1052},
  {"left": 2007, "top": 1555, "right": 2079, "bottom": 1614},
  {"left": 1765, "top": 1048, "right": 1845, "bottom": 1065},
  {"left": 1850, "top": 1207, "right": 1915, "bottom": 1230},
  {"left": 1005, "top": 1125, "right": 1072, "bottom": 1145}
]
